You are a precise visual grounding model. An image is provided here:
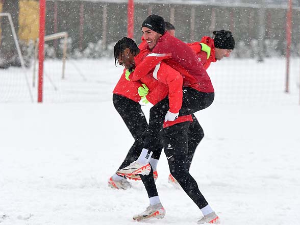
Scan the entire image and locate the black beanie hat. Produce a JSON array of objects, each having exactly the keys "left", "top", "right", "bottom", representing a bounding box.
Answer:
[
  {"left": 142, "top": 14, "right": 165, "bottom": 35},
  {"left": 213, "top": 30, "right": 235, "bottom": 50}
]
